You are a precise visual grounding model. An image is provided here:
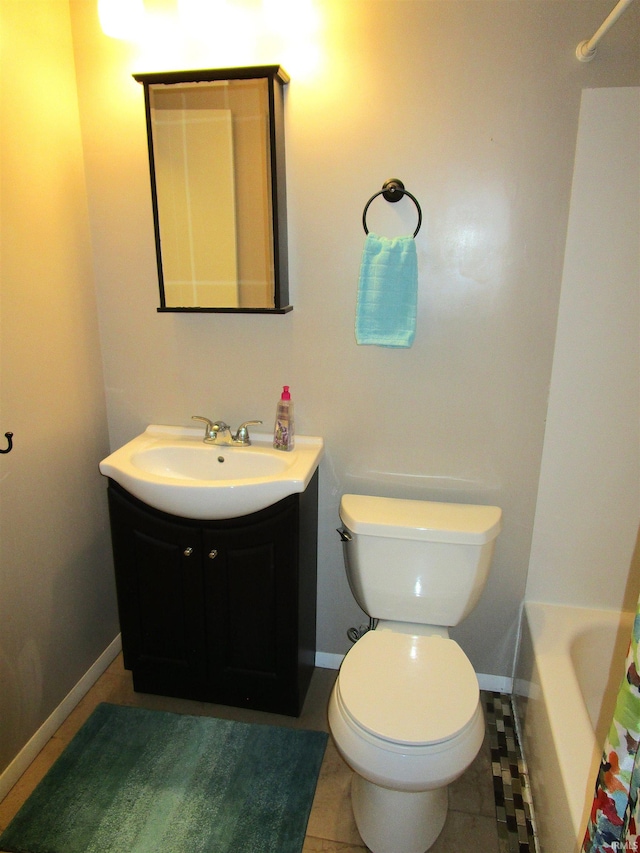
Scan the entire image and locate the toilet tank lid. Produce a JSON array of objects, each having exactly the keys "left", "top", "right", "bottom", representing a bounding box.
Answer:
[{"left": 340, "top": 494, "right": 502, "bottom": 544}]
